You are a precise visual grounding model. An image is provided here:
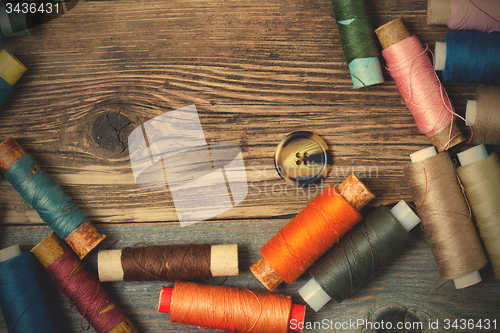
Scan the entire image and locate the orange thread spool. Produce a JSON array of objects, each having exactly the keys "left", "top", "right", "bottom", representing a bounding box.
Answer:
[
  {"left": 261, "top": 186, "right": 362, "bottom": 285},
  {"left": 158, "top": 282, "right": 305, "bottom": 333}
]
